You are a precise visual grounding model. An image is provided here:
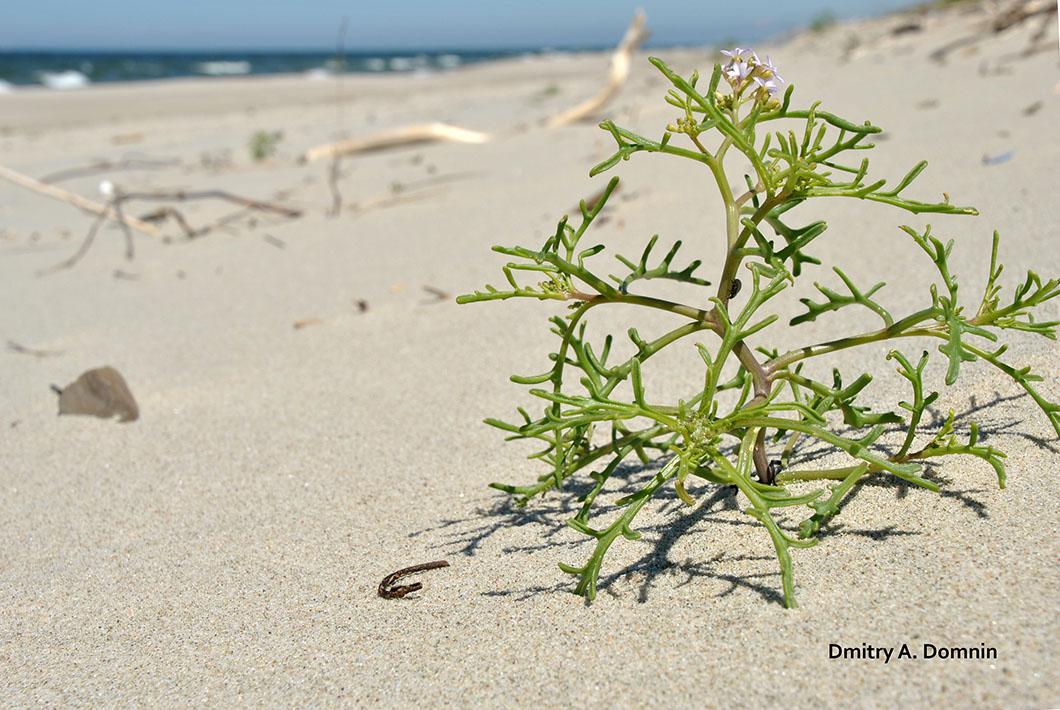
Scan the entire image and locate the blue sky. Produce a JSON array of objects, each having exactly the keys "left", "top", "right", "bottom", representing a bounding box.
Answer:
[{"left": 0, "top": 1, "right": 926, "bottom": 51}]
